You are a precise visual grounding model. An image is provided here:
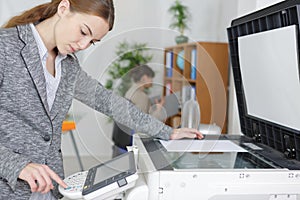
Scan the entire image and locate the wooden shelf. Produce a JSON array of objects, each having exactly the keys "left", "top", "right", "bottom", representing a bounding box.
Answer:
[{"left": 163, "top": 42, "right": 229, "bottom": 133}]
